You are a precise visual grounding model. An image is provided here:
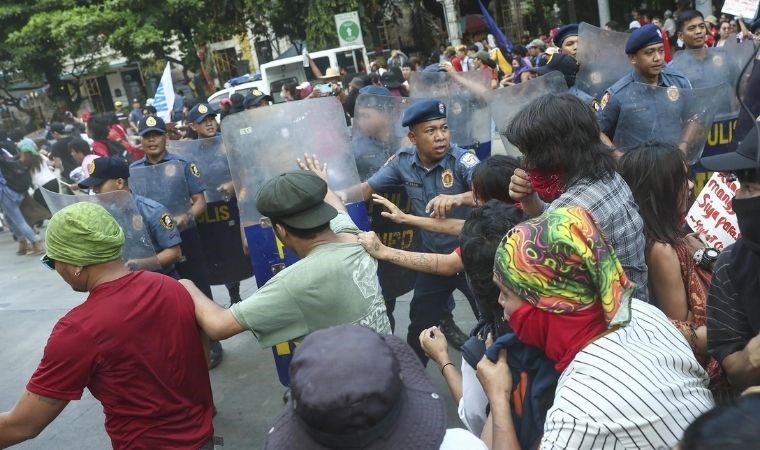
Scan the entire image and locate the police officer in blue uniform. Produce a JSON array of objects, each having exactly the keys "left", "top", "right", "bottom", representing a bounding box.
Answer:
[
  {"left": 533, "top": 52, "right": 601, "bottom": 111},
  {"left": 130, "top": 115, "right": 224, "bottom": 368},
  {"left": 185, "top": 102, "right": 253, "bottom": 304},
  {"left": 356, "top": 99, "right": 481, "bottom": 362},
  {"left": 78, "top": 156, "right": 183, "bottom": 277},
  {"left": 598, "top": 24, "right": 692, "bottom": 143}
]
